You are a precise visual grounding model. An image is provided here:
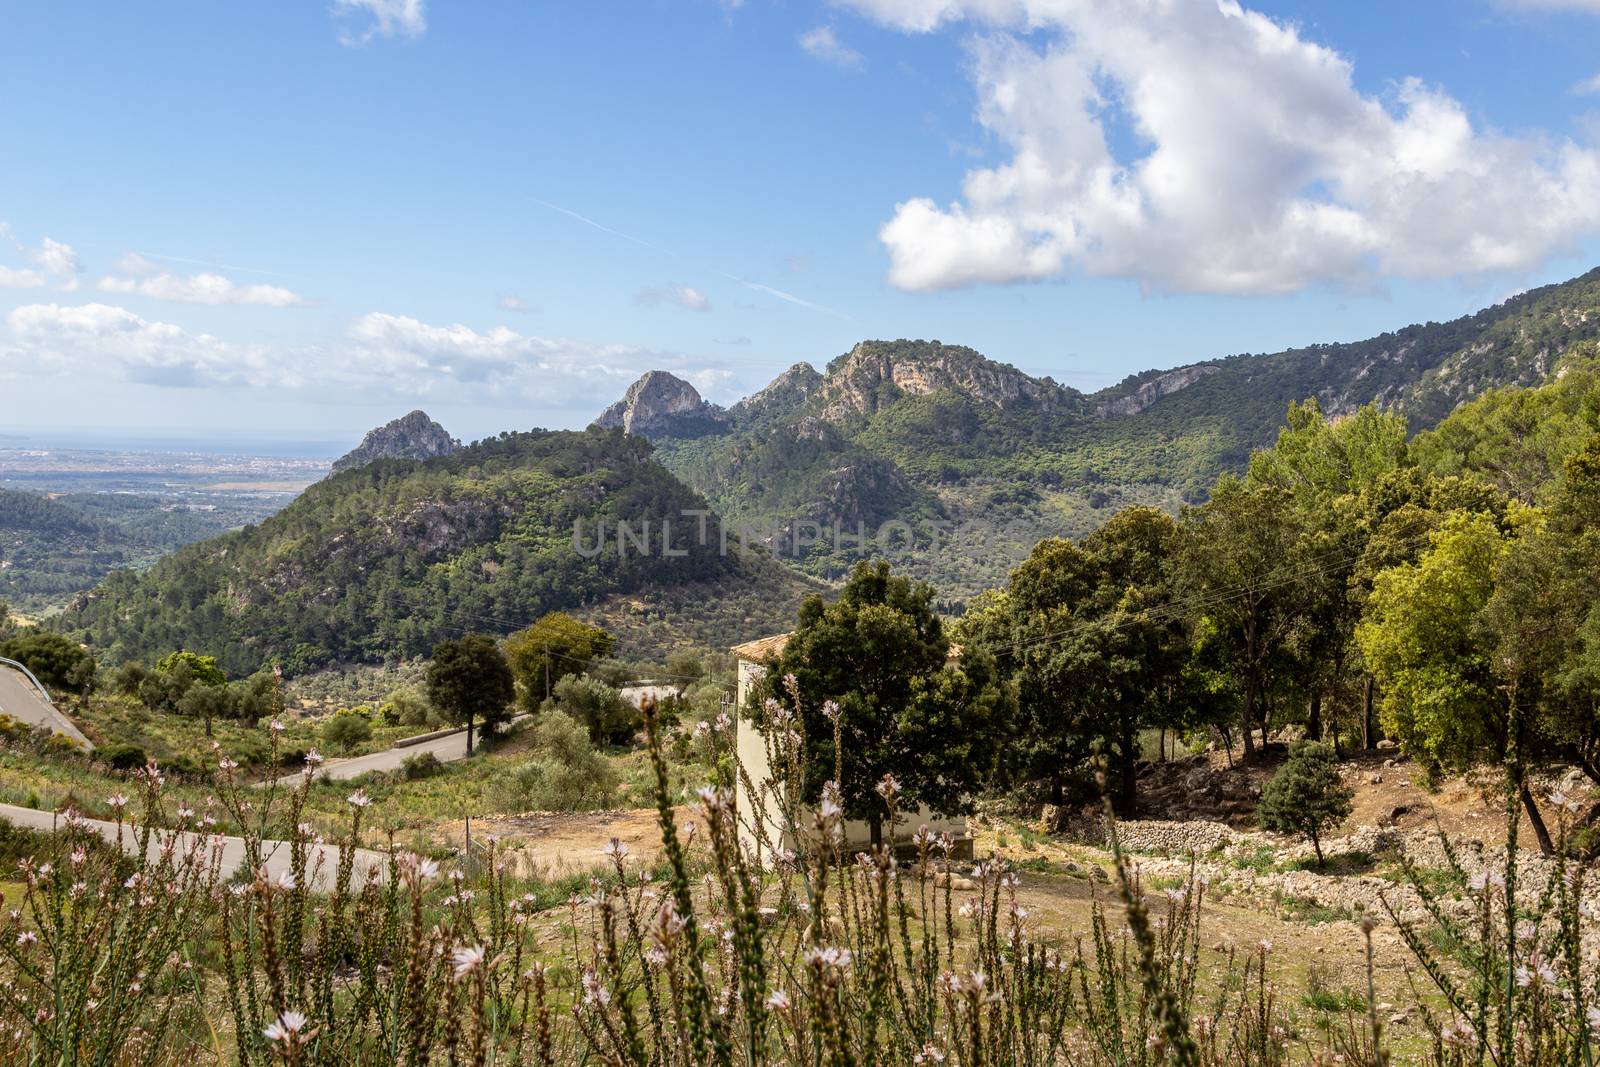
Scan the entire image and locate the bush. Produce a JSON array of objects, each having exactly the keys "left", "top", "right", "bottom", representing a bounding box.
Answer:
[
  {"left": 321, "top": 712, "right": 374, "bottom": 754},
  {"left": 1257, "top": 741, "right": 1354, "bottom": 866},
  {"left": 99, "top": 742, "right": 148, "bottom": 772},
  {"left": 503, "top": 710, "right": 617, "bottom": 811},
  {"left": 380, "top": 685, "right": 441, "bottom": 728},
  {"left": 544, "top": 674, "right": 640, "bottom": 746},
  {"left": 401, "top": 750, "right": 444, "bottom": 780},
  {"left": 0, "top": 631, "right": 95, "bottom": 694}
]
